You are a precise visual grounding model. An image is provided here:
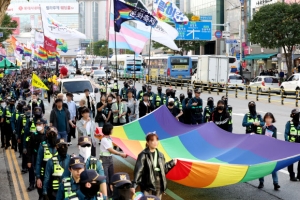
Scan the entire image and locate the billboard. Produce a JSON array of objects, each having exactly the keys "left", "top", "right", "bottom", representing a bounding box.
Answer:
[{"left": 6, "top": 3, "right": 79, "bottom": 14}]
